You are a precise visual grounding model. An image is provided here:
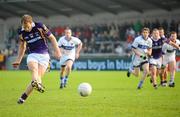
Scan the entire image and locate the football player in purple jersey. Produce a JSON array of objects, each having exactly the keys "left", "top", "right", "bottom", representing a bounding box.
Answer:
[{"left": 12, "top": 14, "right": 61, "bottom": 104}]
